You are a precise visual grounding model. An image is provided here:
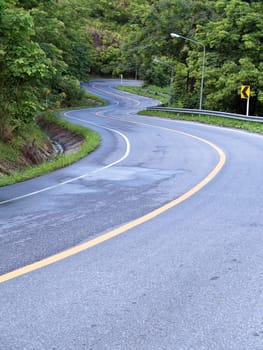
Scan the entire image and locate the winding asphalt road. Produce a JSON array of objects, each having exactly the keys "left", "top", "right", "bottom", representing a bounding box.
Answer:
[{"left": 1, "top": 79, "right": 263, "bottom": 349}]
